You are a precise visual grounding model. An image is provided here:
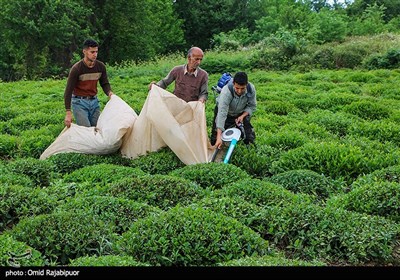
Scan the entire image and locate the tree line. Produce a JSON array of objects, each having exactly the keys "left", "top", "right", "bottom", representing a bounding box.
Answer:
[{"left": 0, "top": 0, "right": 399, "bottom": 81}]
